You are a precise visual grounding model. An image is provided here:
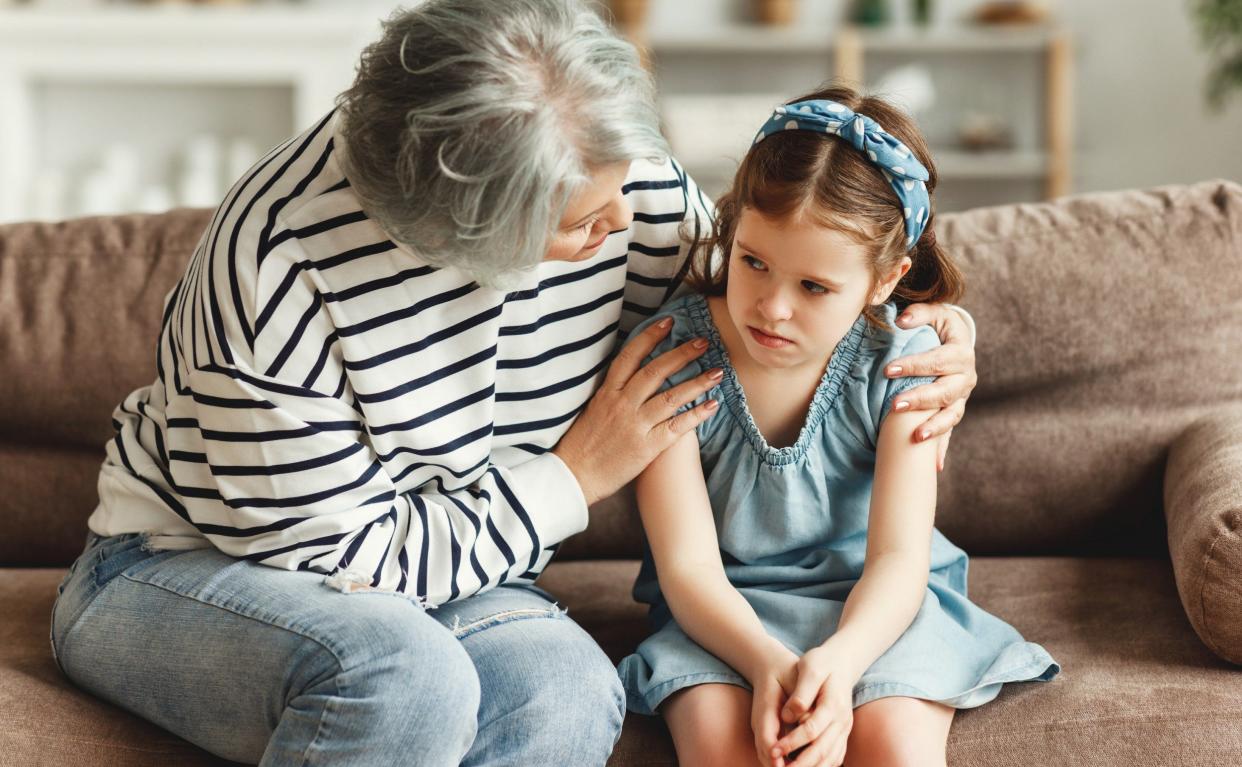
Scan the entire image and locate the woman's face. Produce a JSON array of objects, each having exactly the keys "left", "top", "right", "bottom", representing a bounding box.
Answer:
[
  {"left": 725, "top": 207, "right": 906, "bottom": 372},
  {"left": 544, "top": 162, "right": 634, "bottom": 263}
]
